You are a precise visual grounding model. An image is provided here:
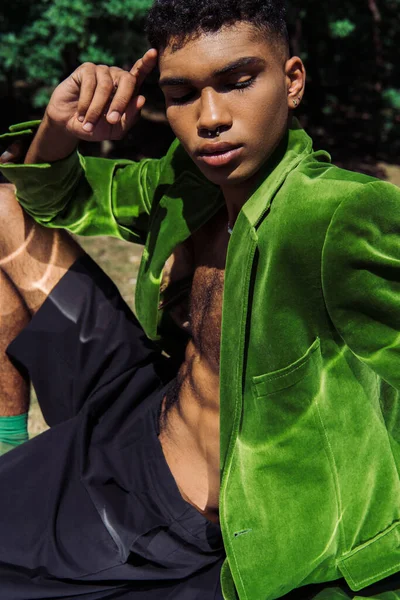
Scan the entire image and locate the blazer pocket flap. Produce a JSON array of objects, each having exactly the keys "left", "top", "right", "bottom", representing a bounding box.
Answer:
[
  {"left": 253, "top": 338, "right": 321, "bottom": 396},
  {"left": 338, "top": 521, "right": 400, "bottom": 592}
]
